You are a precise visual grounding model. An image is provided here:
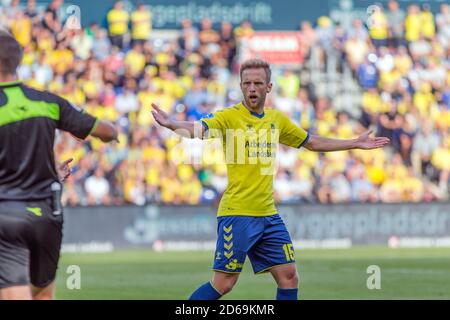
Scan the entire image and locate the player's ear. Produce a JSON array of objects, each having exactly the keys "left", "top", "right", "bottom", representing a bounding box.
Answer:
[{"left": 267, "top": 82, "right": 272, "bottom": 93}]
